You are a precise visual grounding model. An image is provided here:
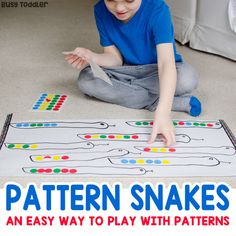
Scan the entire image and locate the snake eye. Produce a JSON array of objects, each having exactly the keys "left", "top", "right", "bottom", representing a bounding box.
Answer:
[
  {"left": 100, "top": 123, "right": 105, "bottom": 126},
  {"left": 140, "top": 168, "right": 144, "bottom": 172}
]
